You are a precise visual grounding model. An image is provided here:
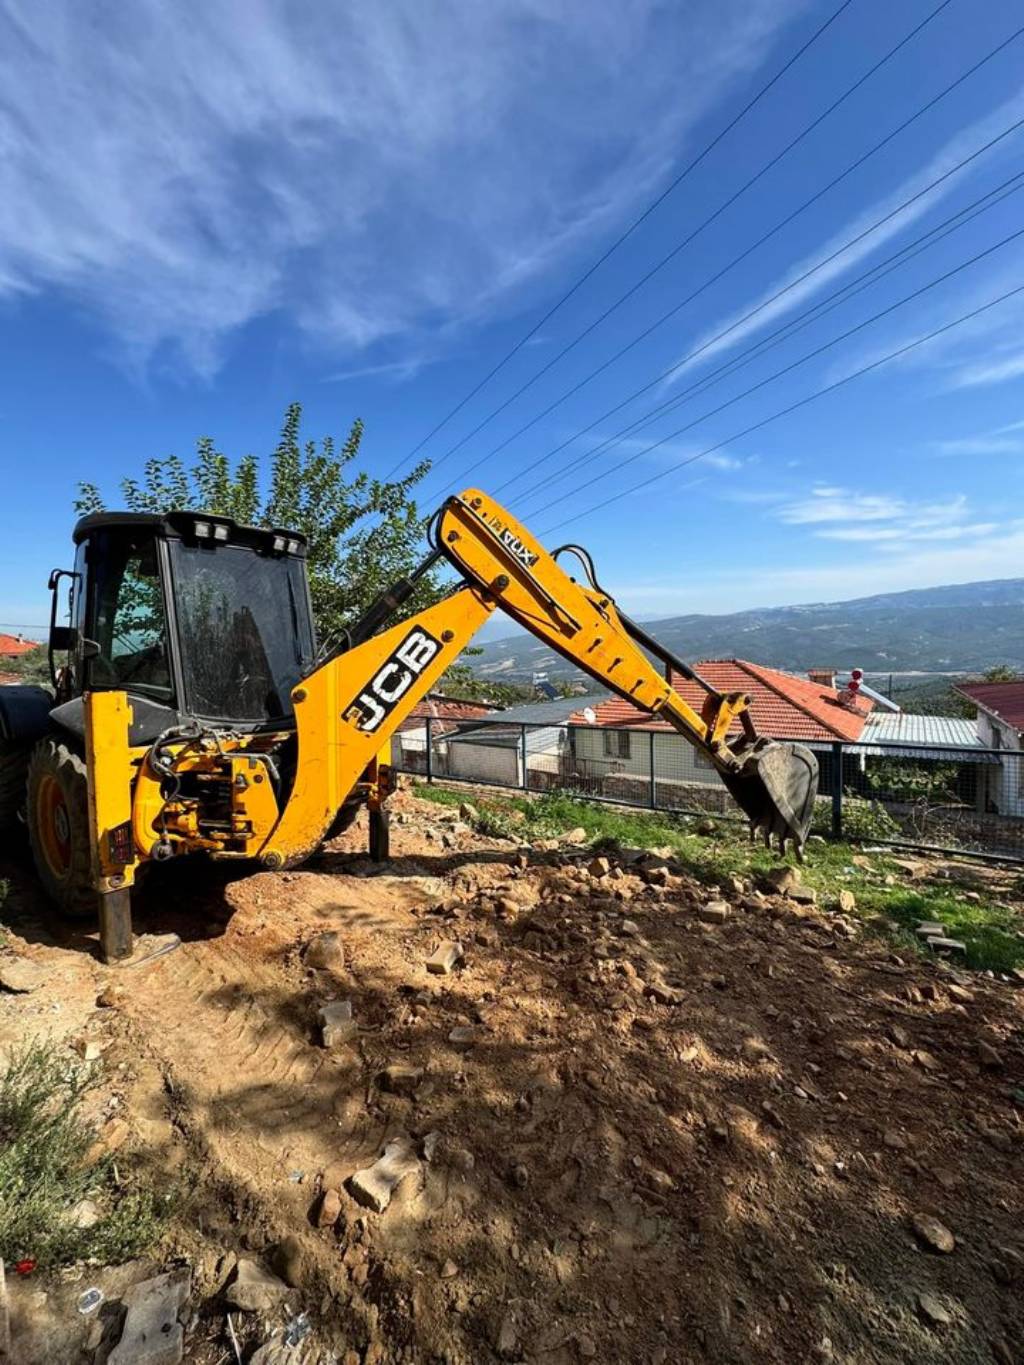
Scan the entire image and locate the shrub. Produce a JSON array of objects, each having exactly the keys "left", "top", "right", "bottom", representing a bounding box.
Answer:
[{"left": 0, "top": 1041, "right": 168, "bottom": 1269}]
